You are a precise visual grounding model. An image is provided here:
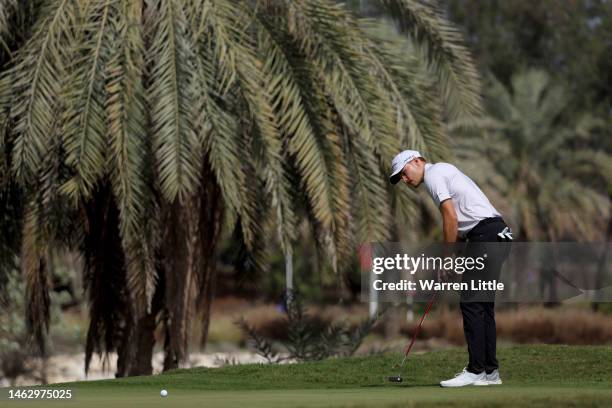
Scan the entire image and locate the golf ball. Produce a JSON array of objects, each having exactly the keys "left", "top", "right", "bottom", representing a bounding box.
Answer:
[{"left": 160, "top": 389, "right": 168, "bottom": 397}]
